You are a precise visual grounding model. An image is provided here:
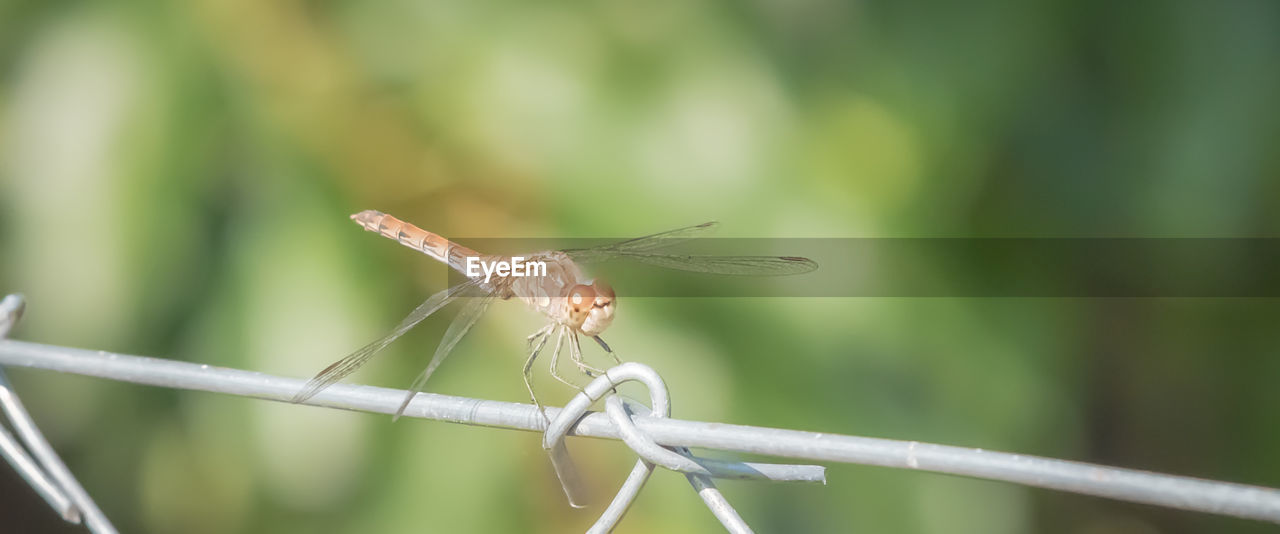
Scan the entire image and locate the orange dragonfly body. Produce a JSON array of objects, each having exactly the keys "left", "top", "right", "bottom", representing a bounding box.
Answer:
[{"left": 293, "top": 210, "right": 817, "bottom": 419}]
